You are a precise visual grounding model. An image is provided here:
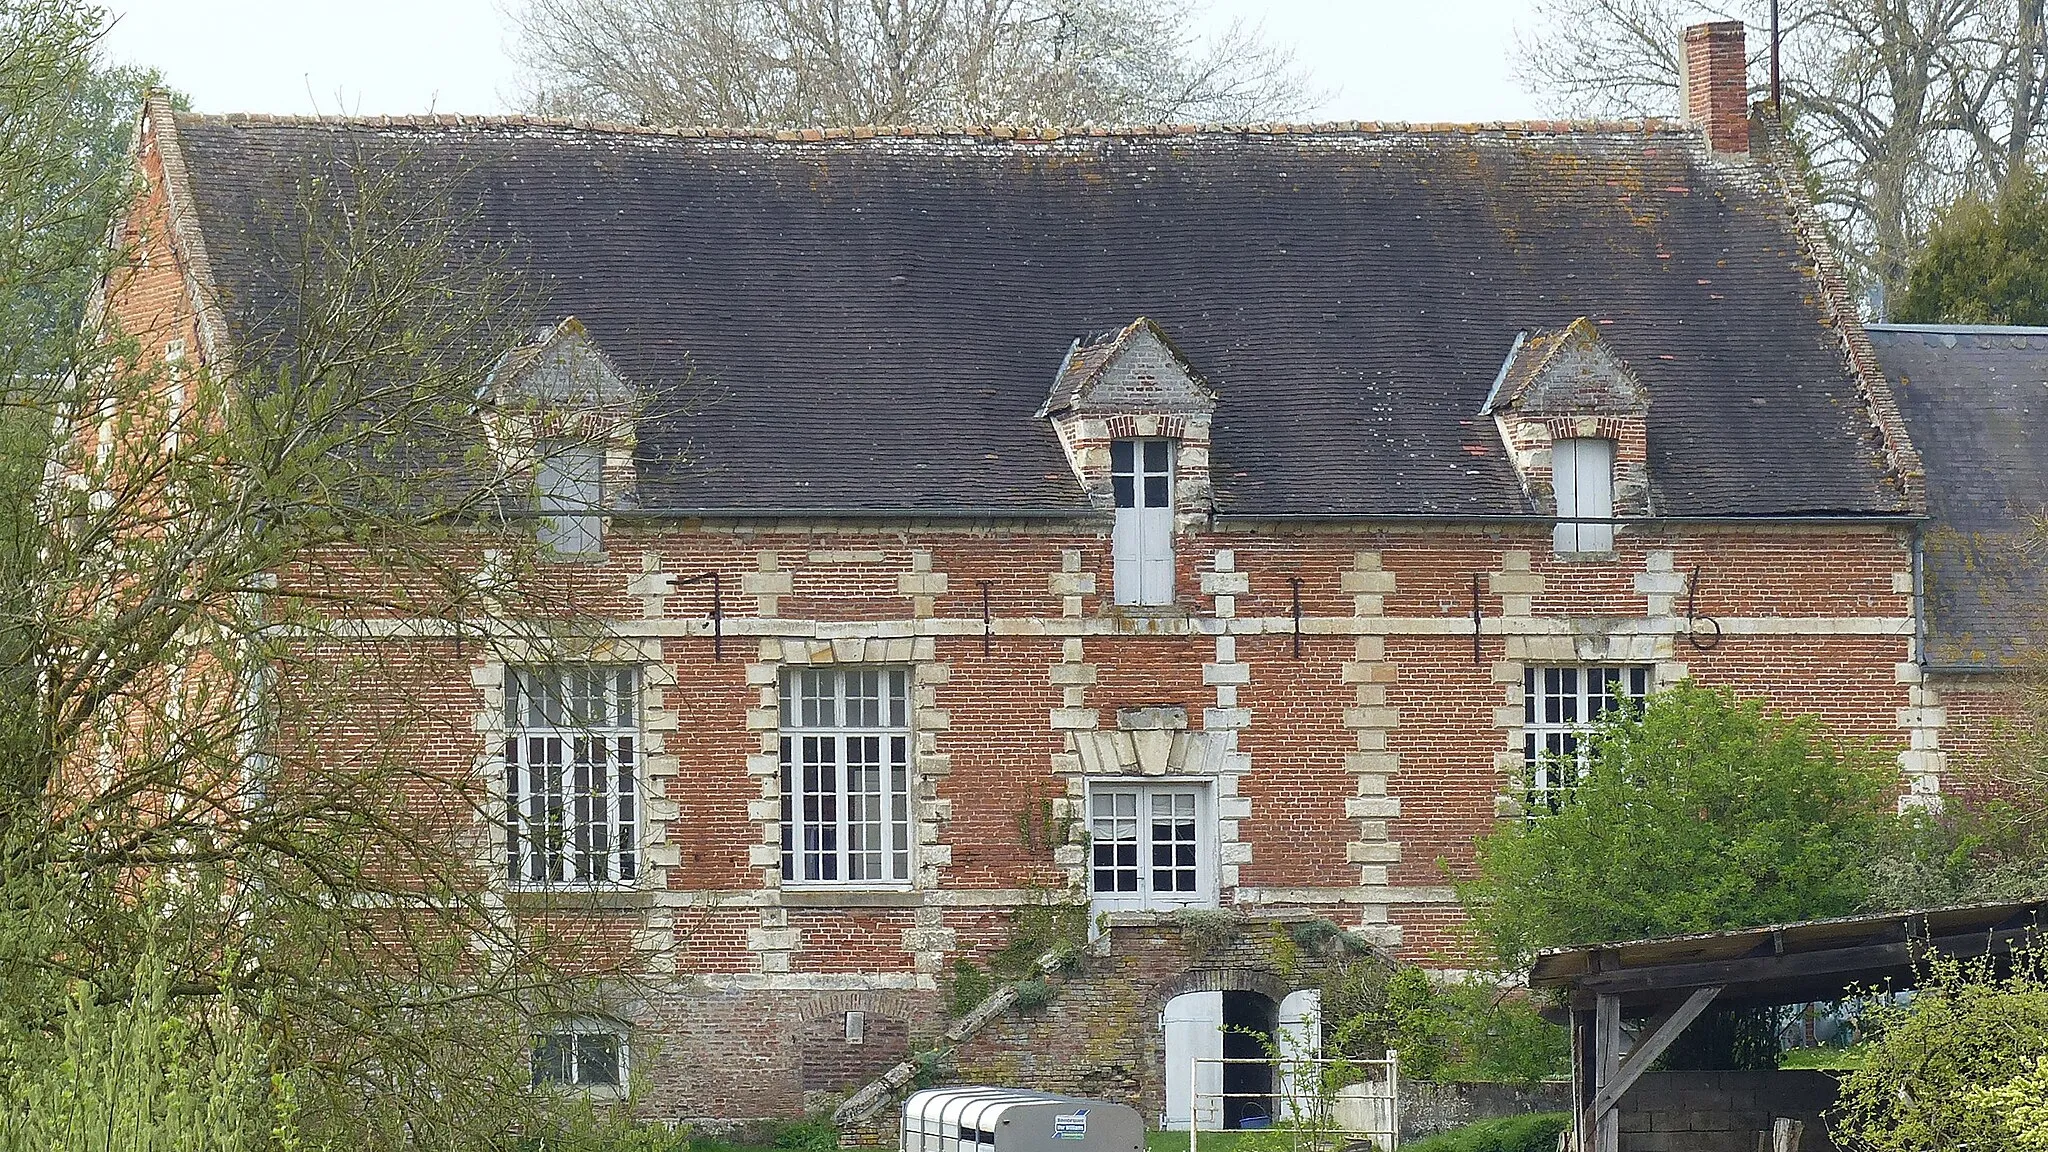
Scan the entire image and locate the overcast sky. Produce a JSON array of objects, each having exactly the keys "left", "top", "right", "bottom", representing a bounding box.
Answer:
[{"left": 101, "top": 0, "right": 1560, "bottom": 123}]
